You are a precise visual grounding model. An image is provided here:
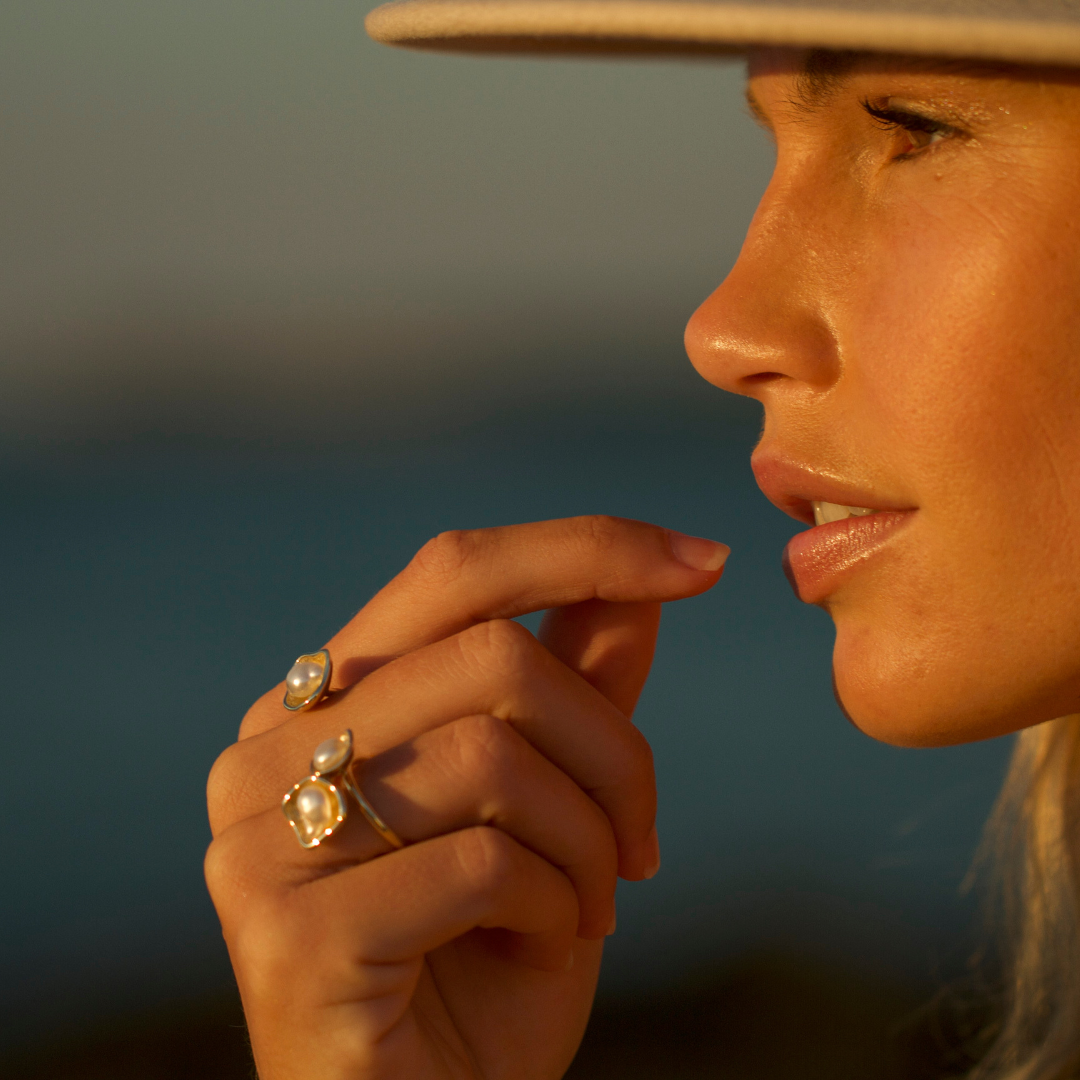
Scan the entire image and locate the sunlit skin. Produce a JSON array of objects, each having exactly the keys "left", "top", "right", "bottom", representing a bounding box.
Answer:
[
  {"left": 687, "top": 50, "right": 1080, "bottom": 747},
  {"left": 205, "top": 50, "right": 1080, "bottom": 1079}
]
